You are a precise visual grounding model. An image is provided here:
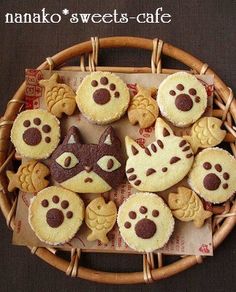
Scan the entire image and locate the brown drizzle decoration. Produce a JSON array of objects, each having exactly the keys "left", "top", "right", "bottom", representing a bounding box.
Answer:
[
  {"left": 170, "top": 156, "right": 181, "bottom": 164},
  {"left": 157, "top": 140, "right": 164, "bottom": 149},
  {"left": 146, "top": 168, "right": 156, "bottom": 176},
  {"left": 131, "top": 145, "right": 139, "bottom": 155}
]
